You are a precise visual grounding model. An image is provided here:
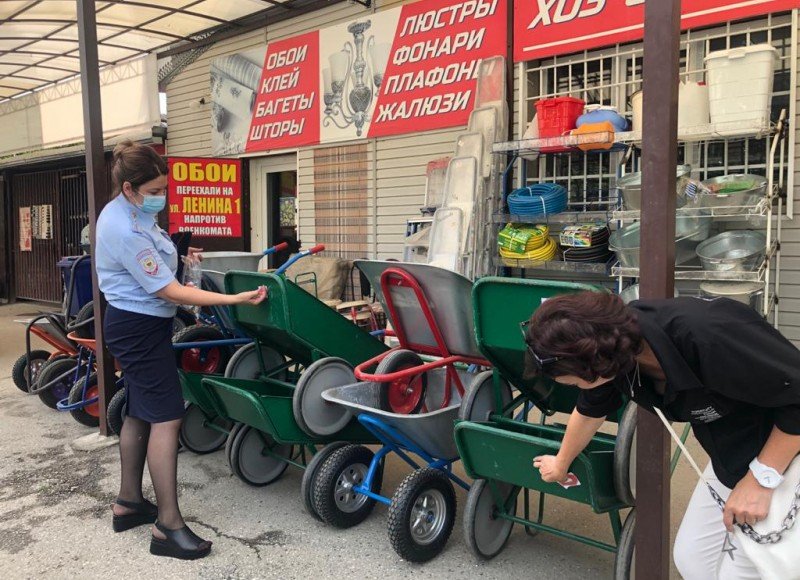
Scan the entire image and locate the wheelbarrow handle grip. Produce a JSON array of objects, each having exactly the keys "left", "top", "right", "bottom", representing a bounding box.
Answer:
[
  {"left": 262, "top": 241, "right": 289, "bottom": 256},
  {"left": 308, "top": 244, "right": 325, "bottom": 254}
]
